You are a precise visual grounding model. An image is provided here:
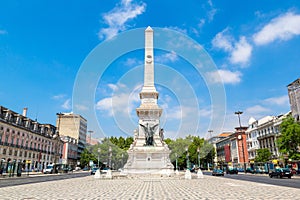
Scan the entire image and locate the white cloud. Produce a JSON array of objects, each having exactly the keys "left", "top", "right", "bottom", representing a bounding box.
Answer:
[
  {"left": 96, "top": 83, "right": 139, "bottom": 116},
  {"left": 156, "top": 51, "right": 178, "bottom": 63},
  {"left": 264, "top": 95, "right": 289, "bottom": 106},
  {"left": 212, "top": 29, "right": 252, "bottom": 65},
  {"left": 206, "top": 69, "right": 242, "bottom": 84},
  {"left": 62, "top": 99, "right": 71, "bottom": 110},
  {"left": 253, "top": 12, "right": 300, "bottom": 45},
  {"left": 212, "top": 28, "right": 233, "bottom": 52},
  {"left": 123, "top": 58, "right": 142, "bottom": 67},
  {"left": 96, "top": 92, "right": 138, "bottom": 116},
  {"left": 98, "top": 0, "right": 146, "bottom": 40},
  {"left": 245, "top": 105, "right": 270, "bottom": 115},
  {"left": 198, "top": 19, "right": 206, "bottom": 28},
  {"left": 74, "top": 104, "right": 89, "bottom": 111},
  {"left": 207, "top": 0, "right": 217, "bottom": 22},
  {"left": 52, "top": 94, "right": 66, "bottom": 100},
  {"left": 107, "top": 83, "right": 118, "bottom": 91},
  {"left": 229, "top": 36, "right": 252, "bottom": 64},
  {"left": 167, "top": 26, "right": 188, "bottom": 34}
]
